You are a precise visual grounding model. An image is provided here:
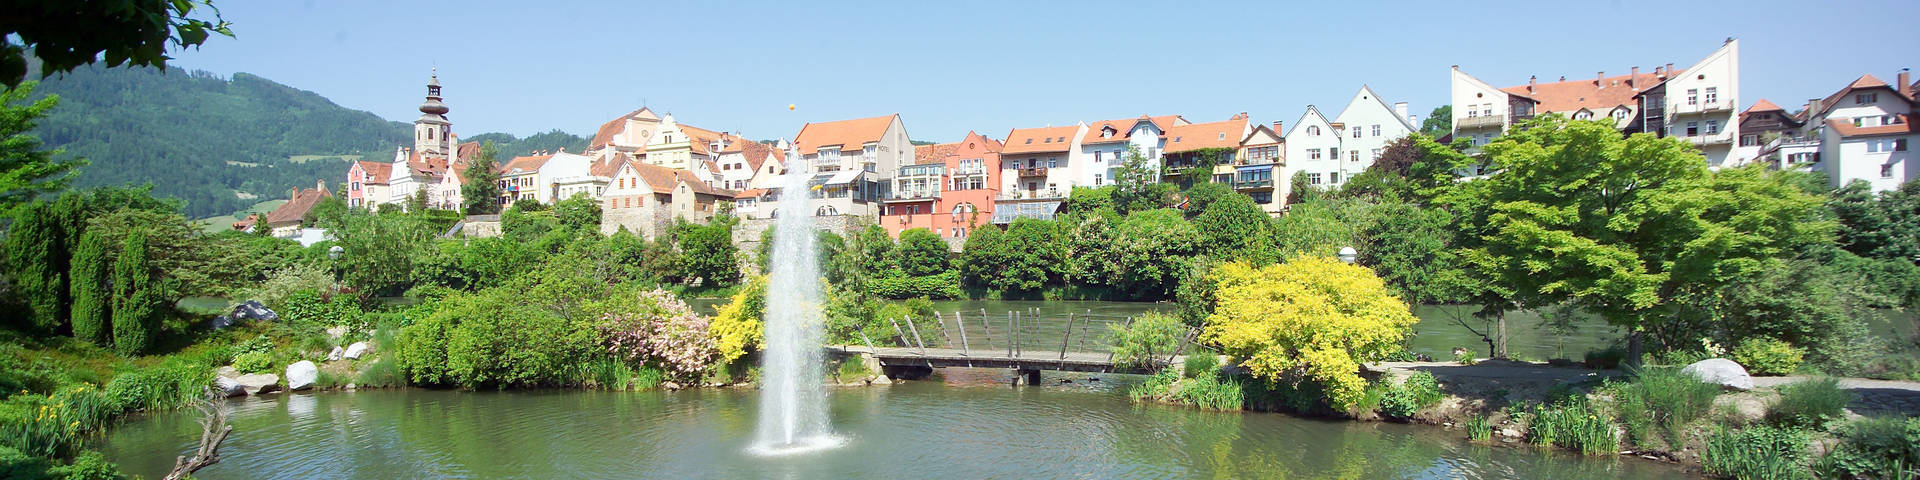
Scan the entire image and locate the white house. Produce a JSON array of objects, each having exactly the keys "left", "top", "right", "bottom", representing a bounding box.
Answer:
[
  {"left": 540, "top": 151, "right": 596, "bottom": 203},
  {"left": 1000, "top": 124, "right": 1085, "bottom": 200},
  {"left": 1329, "top": 85, "right": 1417, "bottom": 174},
  {"left": 1801, "top": 71, "right": 1918, "bottom": 191},
  {"left": 1283, "top": 105, "right": 1343, "bottom": 188},
  {"left": 790, "top": 114, "right": 915, "bottom": 217}
]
